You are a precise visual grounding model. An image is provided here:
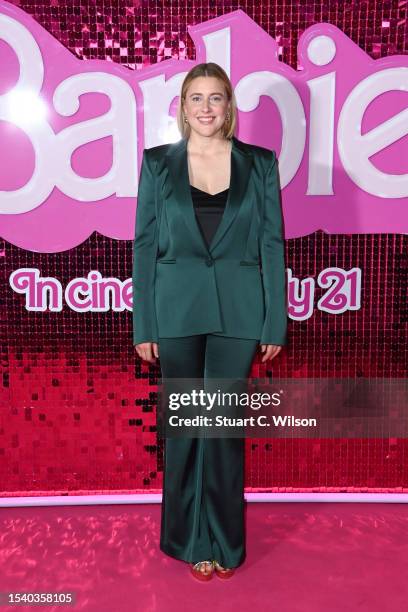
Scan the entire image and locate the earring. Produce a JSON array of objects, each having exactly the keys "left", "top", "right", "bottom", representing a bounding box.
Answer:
[{"left": 184, "top": 115, "right": 188, "bottom": 123}]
